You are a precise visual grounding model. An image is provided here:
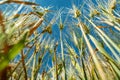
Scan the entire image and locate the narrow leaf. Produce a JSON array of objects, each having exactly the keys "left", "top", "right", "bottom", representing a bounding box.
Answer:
[{"left": 0, "top": 33, "right": 27, "bottom": 71}]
